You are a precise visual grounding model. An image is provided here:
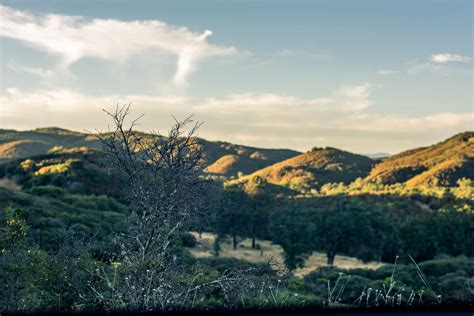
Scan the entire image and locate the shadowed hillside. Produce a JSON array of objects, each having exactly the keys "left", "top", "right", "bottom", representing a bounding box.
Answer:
[
  {"left": 232, "top": 147, "right": 374, "bottom": 190},
  {"left": 201, "top": 140, "right": 300, "bottom": 176},
  {"left": 0, "top": 128, "right": 300, "bottom": 176},
  {"left": 0, "top": 128, "right": 101, "bottom": 160},
  {"left": 365, "top": 131, "right": 474, "bottom": 187}
]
